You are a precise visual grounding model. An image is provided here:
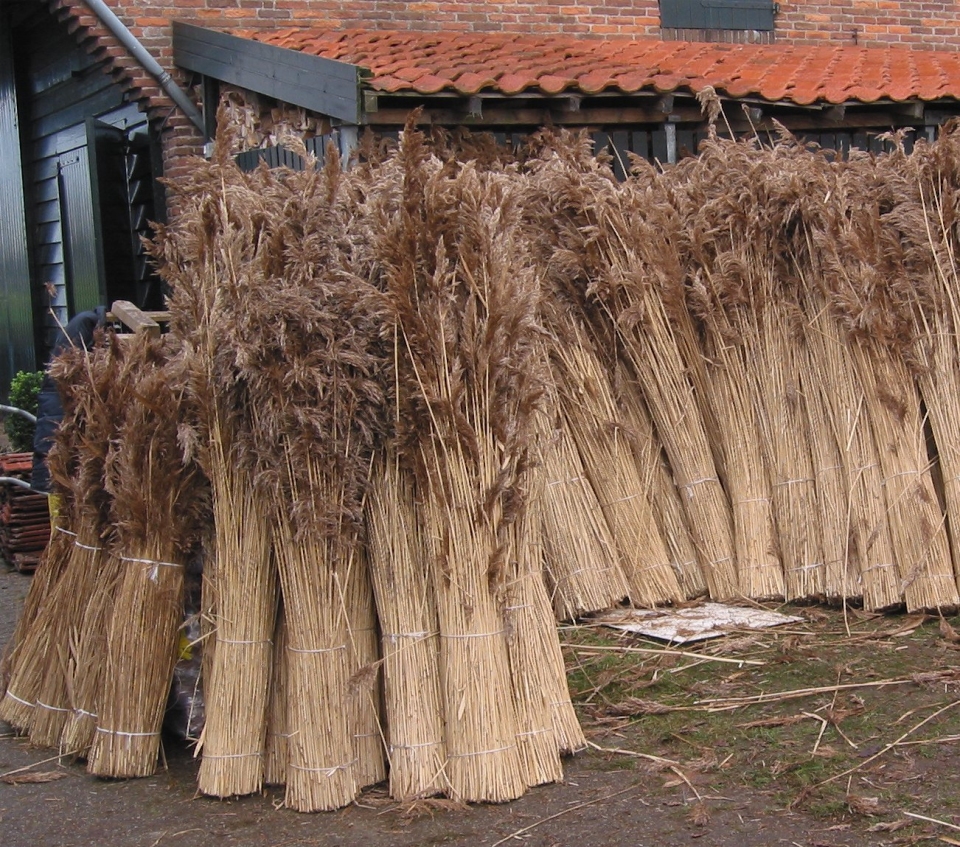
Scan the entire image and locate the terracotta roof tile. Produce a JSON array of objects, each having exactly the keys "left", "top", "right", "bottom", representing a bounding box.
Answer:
[{"left": 239, "top": 28, "right": 960, "bottom": 107}]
